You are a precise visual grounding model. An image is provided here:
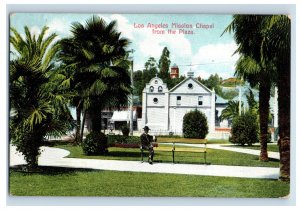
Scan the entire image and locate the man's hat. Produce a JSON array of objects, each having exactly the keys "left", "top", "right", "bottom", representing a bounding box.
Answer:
[{"left": 143, "top": 126, "right": 150, "bottom": 130}]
